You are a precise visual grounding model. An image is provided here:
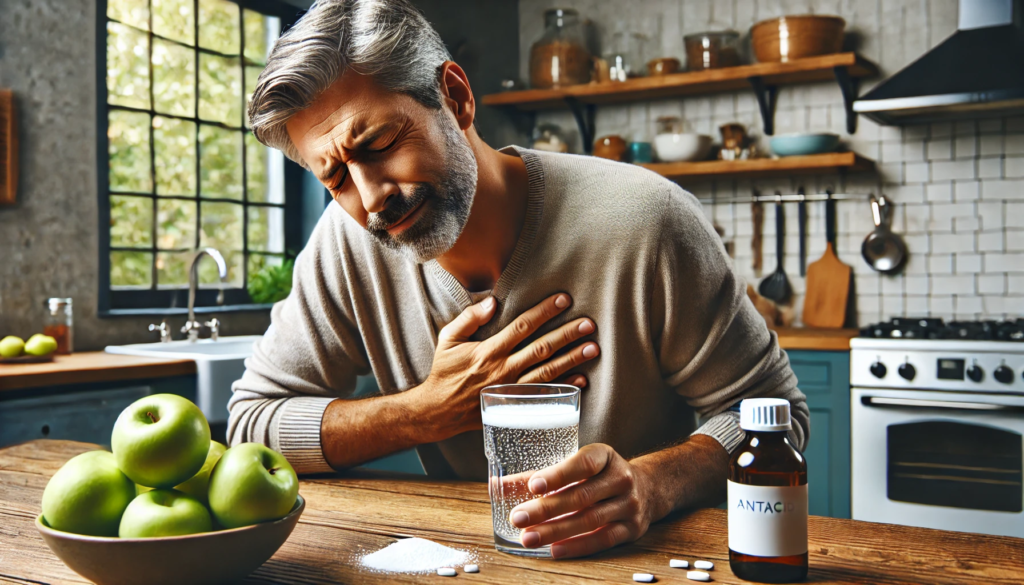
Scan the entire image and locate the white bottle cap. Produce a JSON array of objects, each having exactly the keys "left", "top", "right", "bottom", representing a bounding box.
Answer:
[{"left": 740, "top": 398, "right": 792, "bottom": 431}]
